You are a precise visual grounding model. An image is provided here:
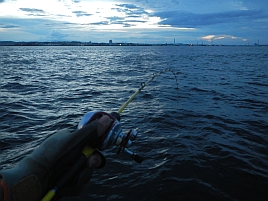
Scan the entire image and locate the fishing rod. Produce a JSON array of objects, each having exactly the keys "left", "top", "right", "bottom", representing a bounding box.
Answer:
[
  {"left": 118, "top": 68, "right": 178, "bottom": 114},
  {"left": 42, "top": 68, "right": 178, "bottom": 201}
]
